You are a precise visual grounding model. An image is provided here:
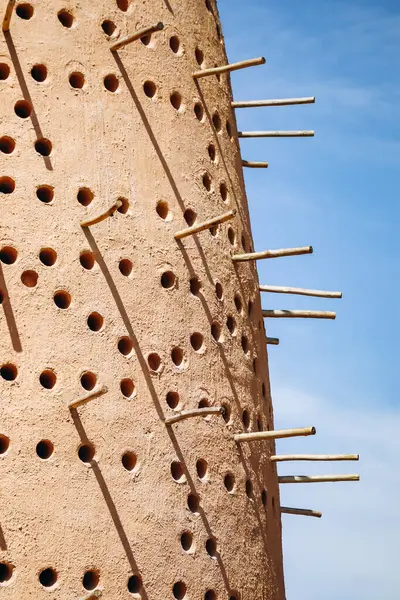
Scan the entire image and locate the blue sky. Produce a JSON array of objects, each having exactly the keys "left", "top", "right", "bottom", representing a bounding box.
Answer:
[{"left": 218, "top": 1, "right": 399, "bottom": 599}]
